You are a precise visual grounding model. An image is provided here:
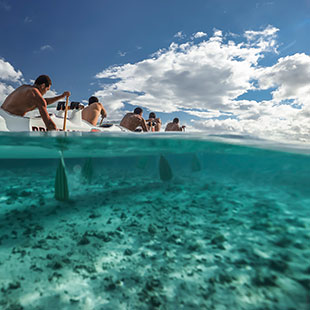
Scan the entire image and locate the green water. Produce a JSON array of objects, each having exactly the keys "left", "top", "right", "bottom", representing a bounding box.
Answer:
[{"left": 0, "top": 133, "right": 309, "bottom": 310}]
